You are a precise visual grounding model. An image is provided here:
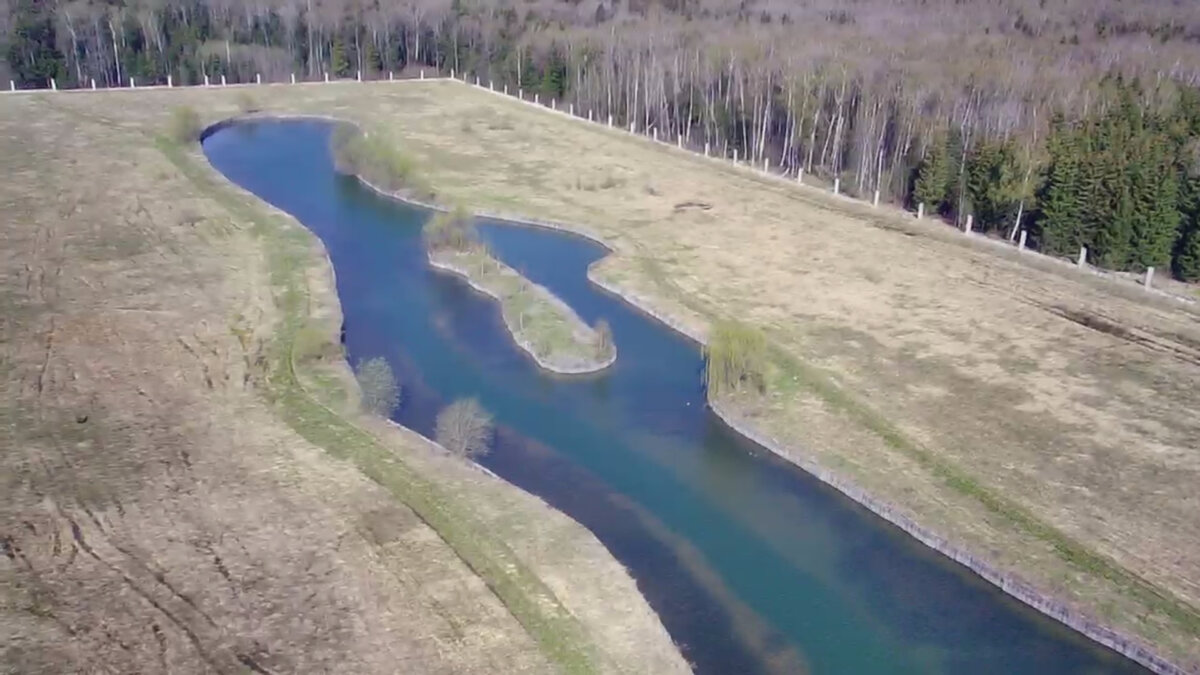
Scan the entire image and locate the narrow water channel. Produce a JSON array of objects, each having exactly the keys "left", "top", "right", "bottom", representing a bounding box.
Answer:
[{"left": 203, "top": 119, "right": 1149, "bottom": 675}]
